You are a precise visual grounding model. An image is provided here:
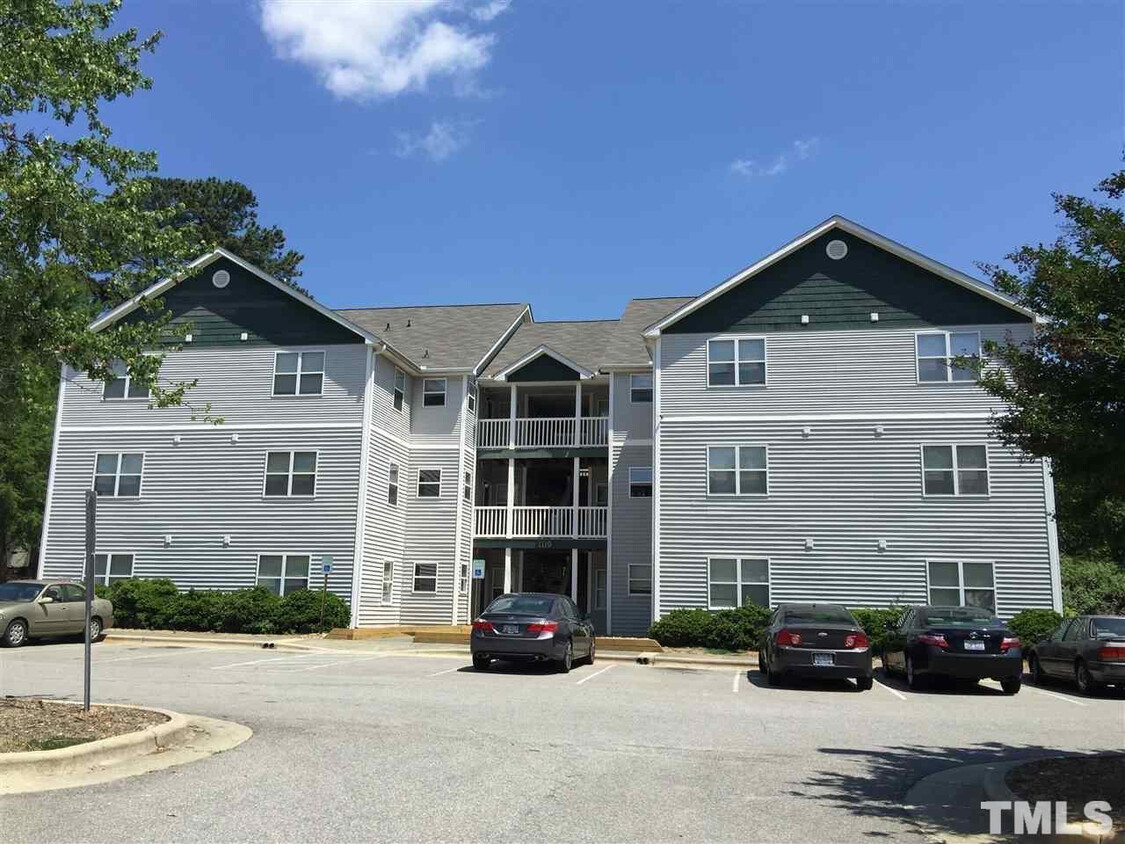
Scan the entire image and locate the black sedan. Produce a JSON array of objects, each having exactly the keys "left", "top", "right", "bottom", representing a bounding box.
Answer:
[
  {"left": 882, "top": 605, "right": 1022, "bottom": 694},
  {"left": 1027, "top": 615, "right": 1125, "bottom": 695},
  {"left": 757, "top": 603, "right": 874, "bottom": 690},
  {"left": 471, "top": 592, "right": 595, "bottom": 673}
]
